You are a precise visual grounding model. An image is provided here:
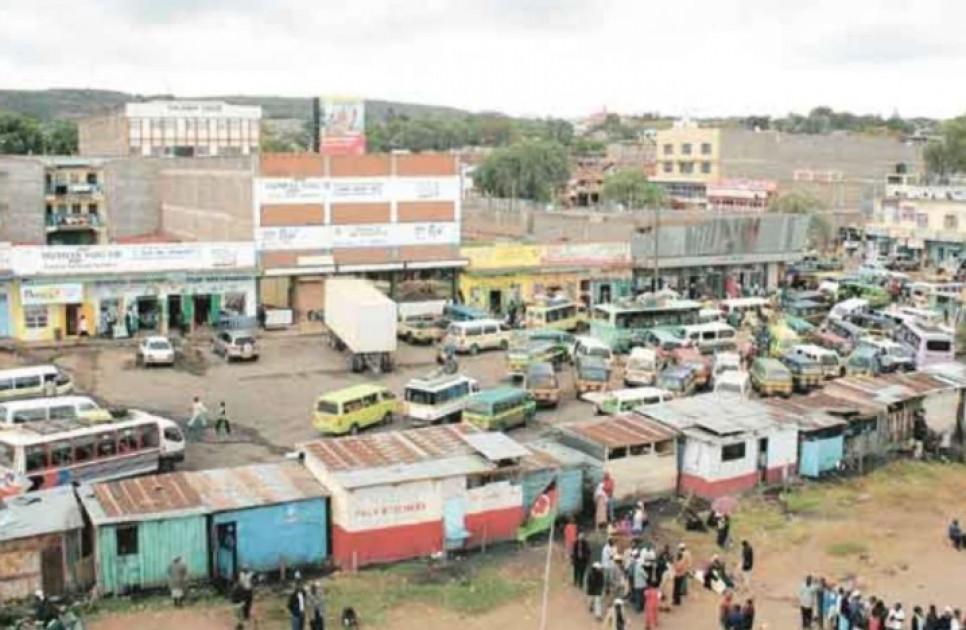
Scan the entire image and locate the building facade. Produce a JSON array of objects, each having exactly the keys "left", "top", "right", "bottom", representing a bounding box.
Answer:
[
  {"left": 255, "top": 152, "right": 465, "bottom": 332},
  {"left": 79, "top": 101, "right": 262, "bottom": 158},
  {"left": 867, "top": 181, "right": 966, "bottom": 264}
]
